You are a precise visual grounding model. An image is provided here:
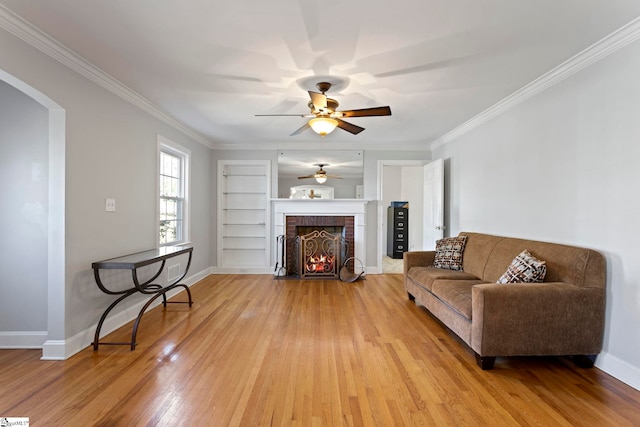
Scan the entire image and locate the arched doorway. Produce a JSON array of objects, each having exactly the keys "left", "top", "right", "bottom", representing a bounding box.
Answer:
[{"left": 0, "top": 69, "right": 66, "bottom": 359}]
